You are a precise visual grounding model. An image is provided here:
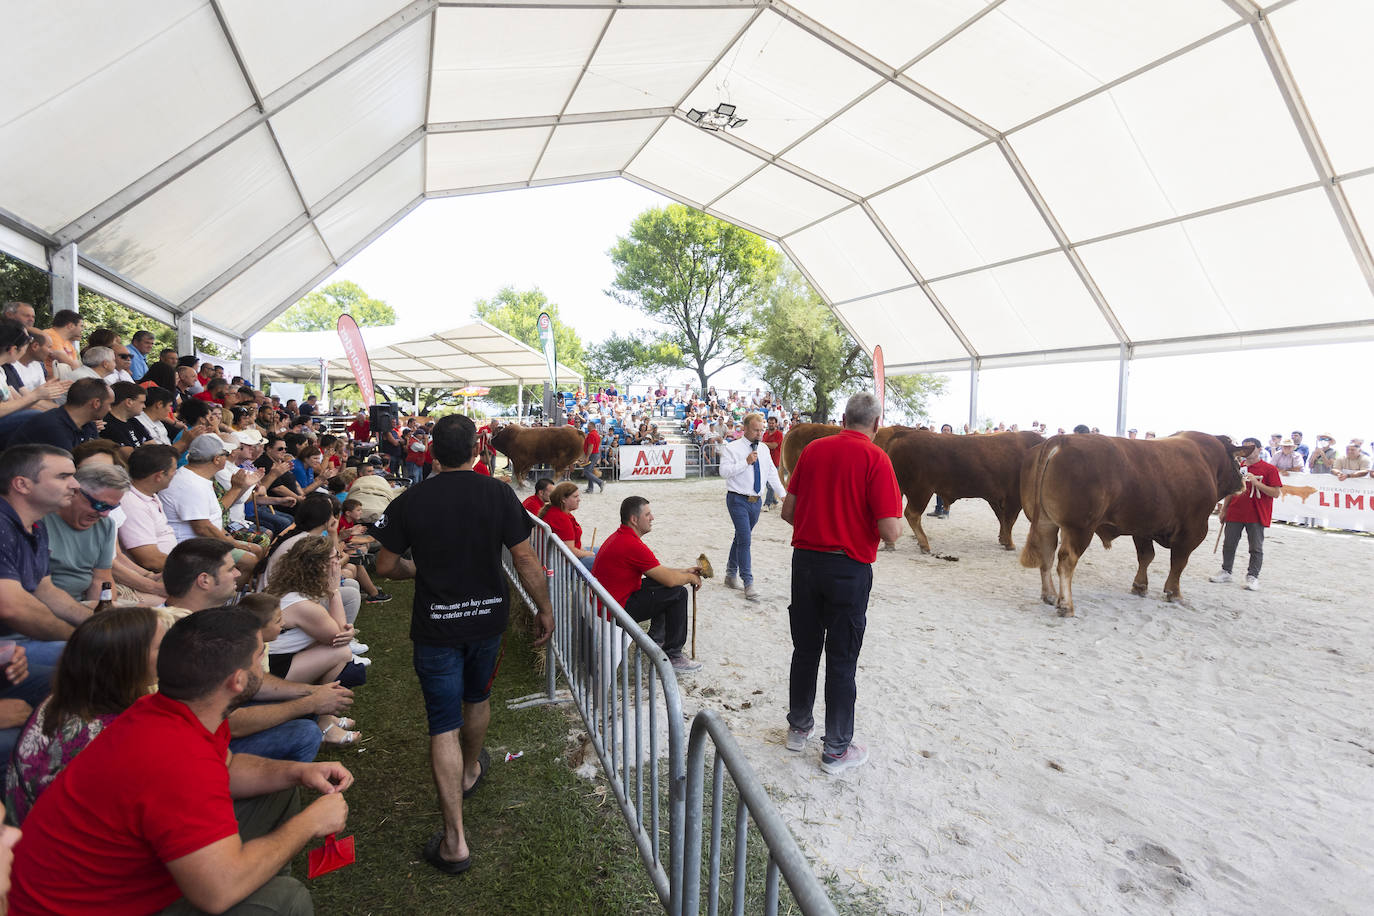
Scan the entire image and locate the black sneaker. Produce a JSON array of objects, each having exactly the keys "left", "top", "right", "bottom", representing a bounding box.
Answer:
[{"left": 365, "top": 591, "right": 392, "bottom": 604}]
